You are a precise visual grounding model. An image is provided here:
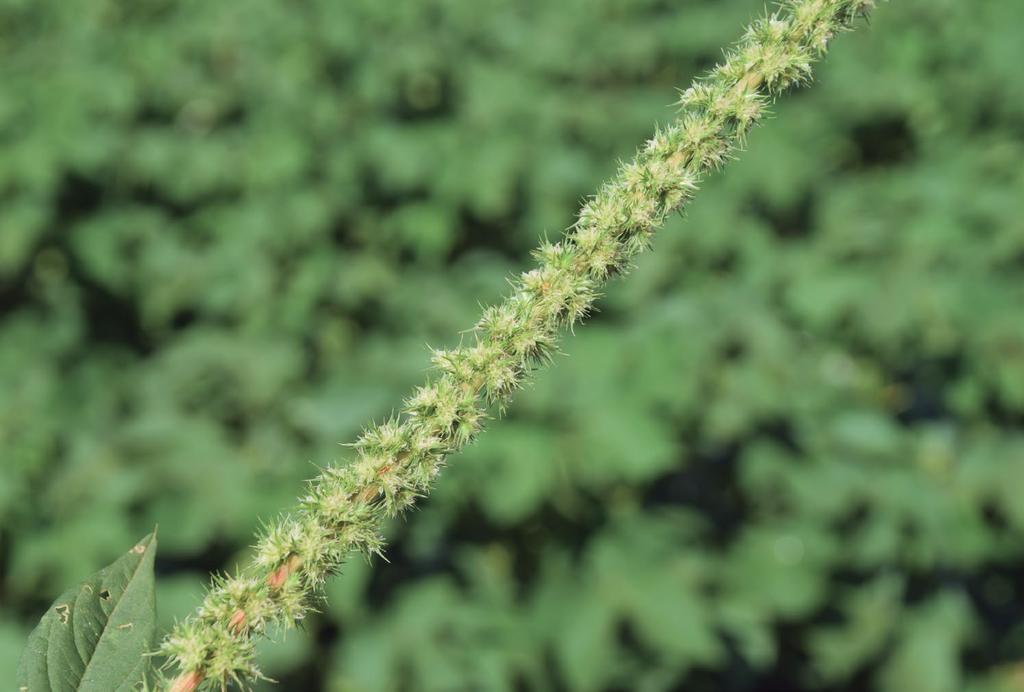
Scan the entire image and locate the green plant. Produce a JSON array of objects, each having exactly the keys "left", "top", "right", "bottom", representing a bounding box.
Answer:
[
  {"left": 17, "top": 534, "right": 157, "bottom": 691},
  {"left": 13, "top": 1, "right": 883, "bottom": 690},
  {"left": 9, "top": 0, "right": 1024, "bottom": 688},
  {"left": 153, "top": 1, "right": 877, "bottom": 688}
]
